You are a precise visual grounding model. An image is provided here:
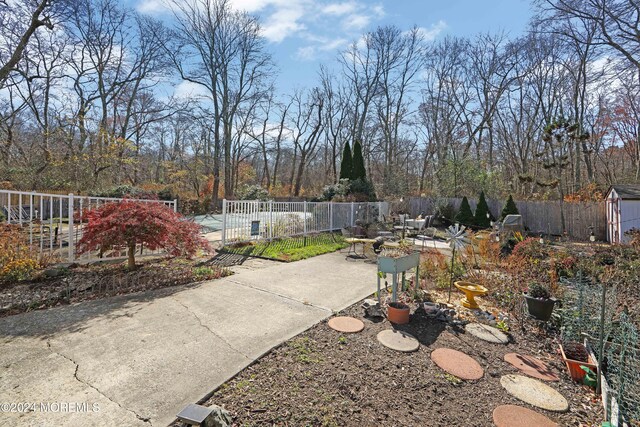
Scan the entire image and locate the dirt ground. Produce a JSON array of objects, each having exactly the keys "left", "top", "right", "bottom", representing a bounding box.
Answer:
[
  {"left": 0, "top": 256, "right": 231, "bottom": 317},
  {"left": 198, "top": 296, "right": 603, "bottom": 427}
]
